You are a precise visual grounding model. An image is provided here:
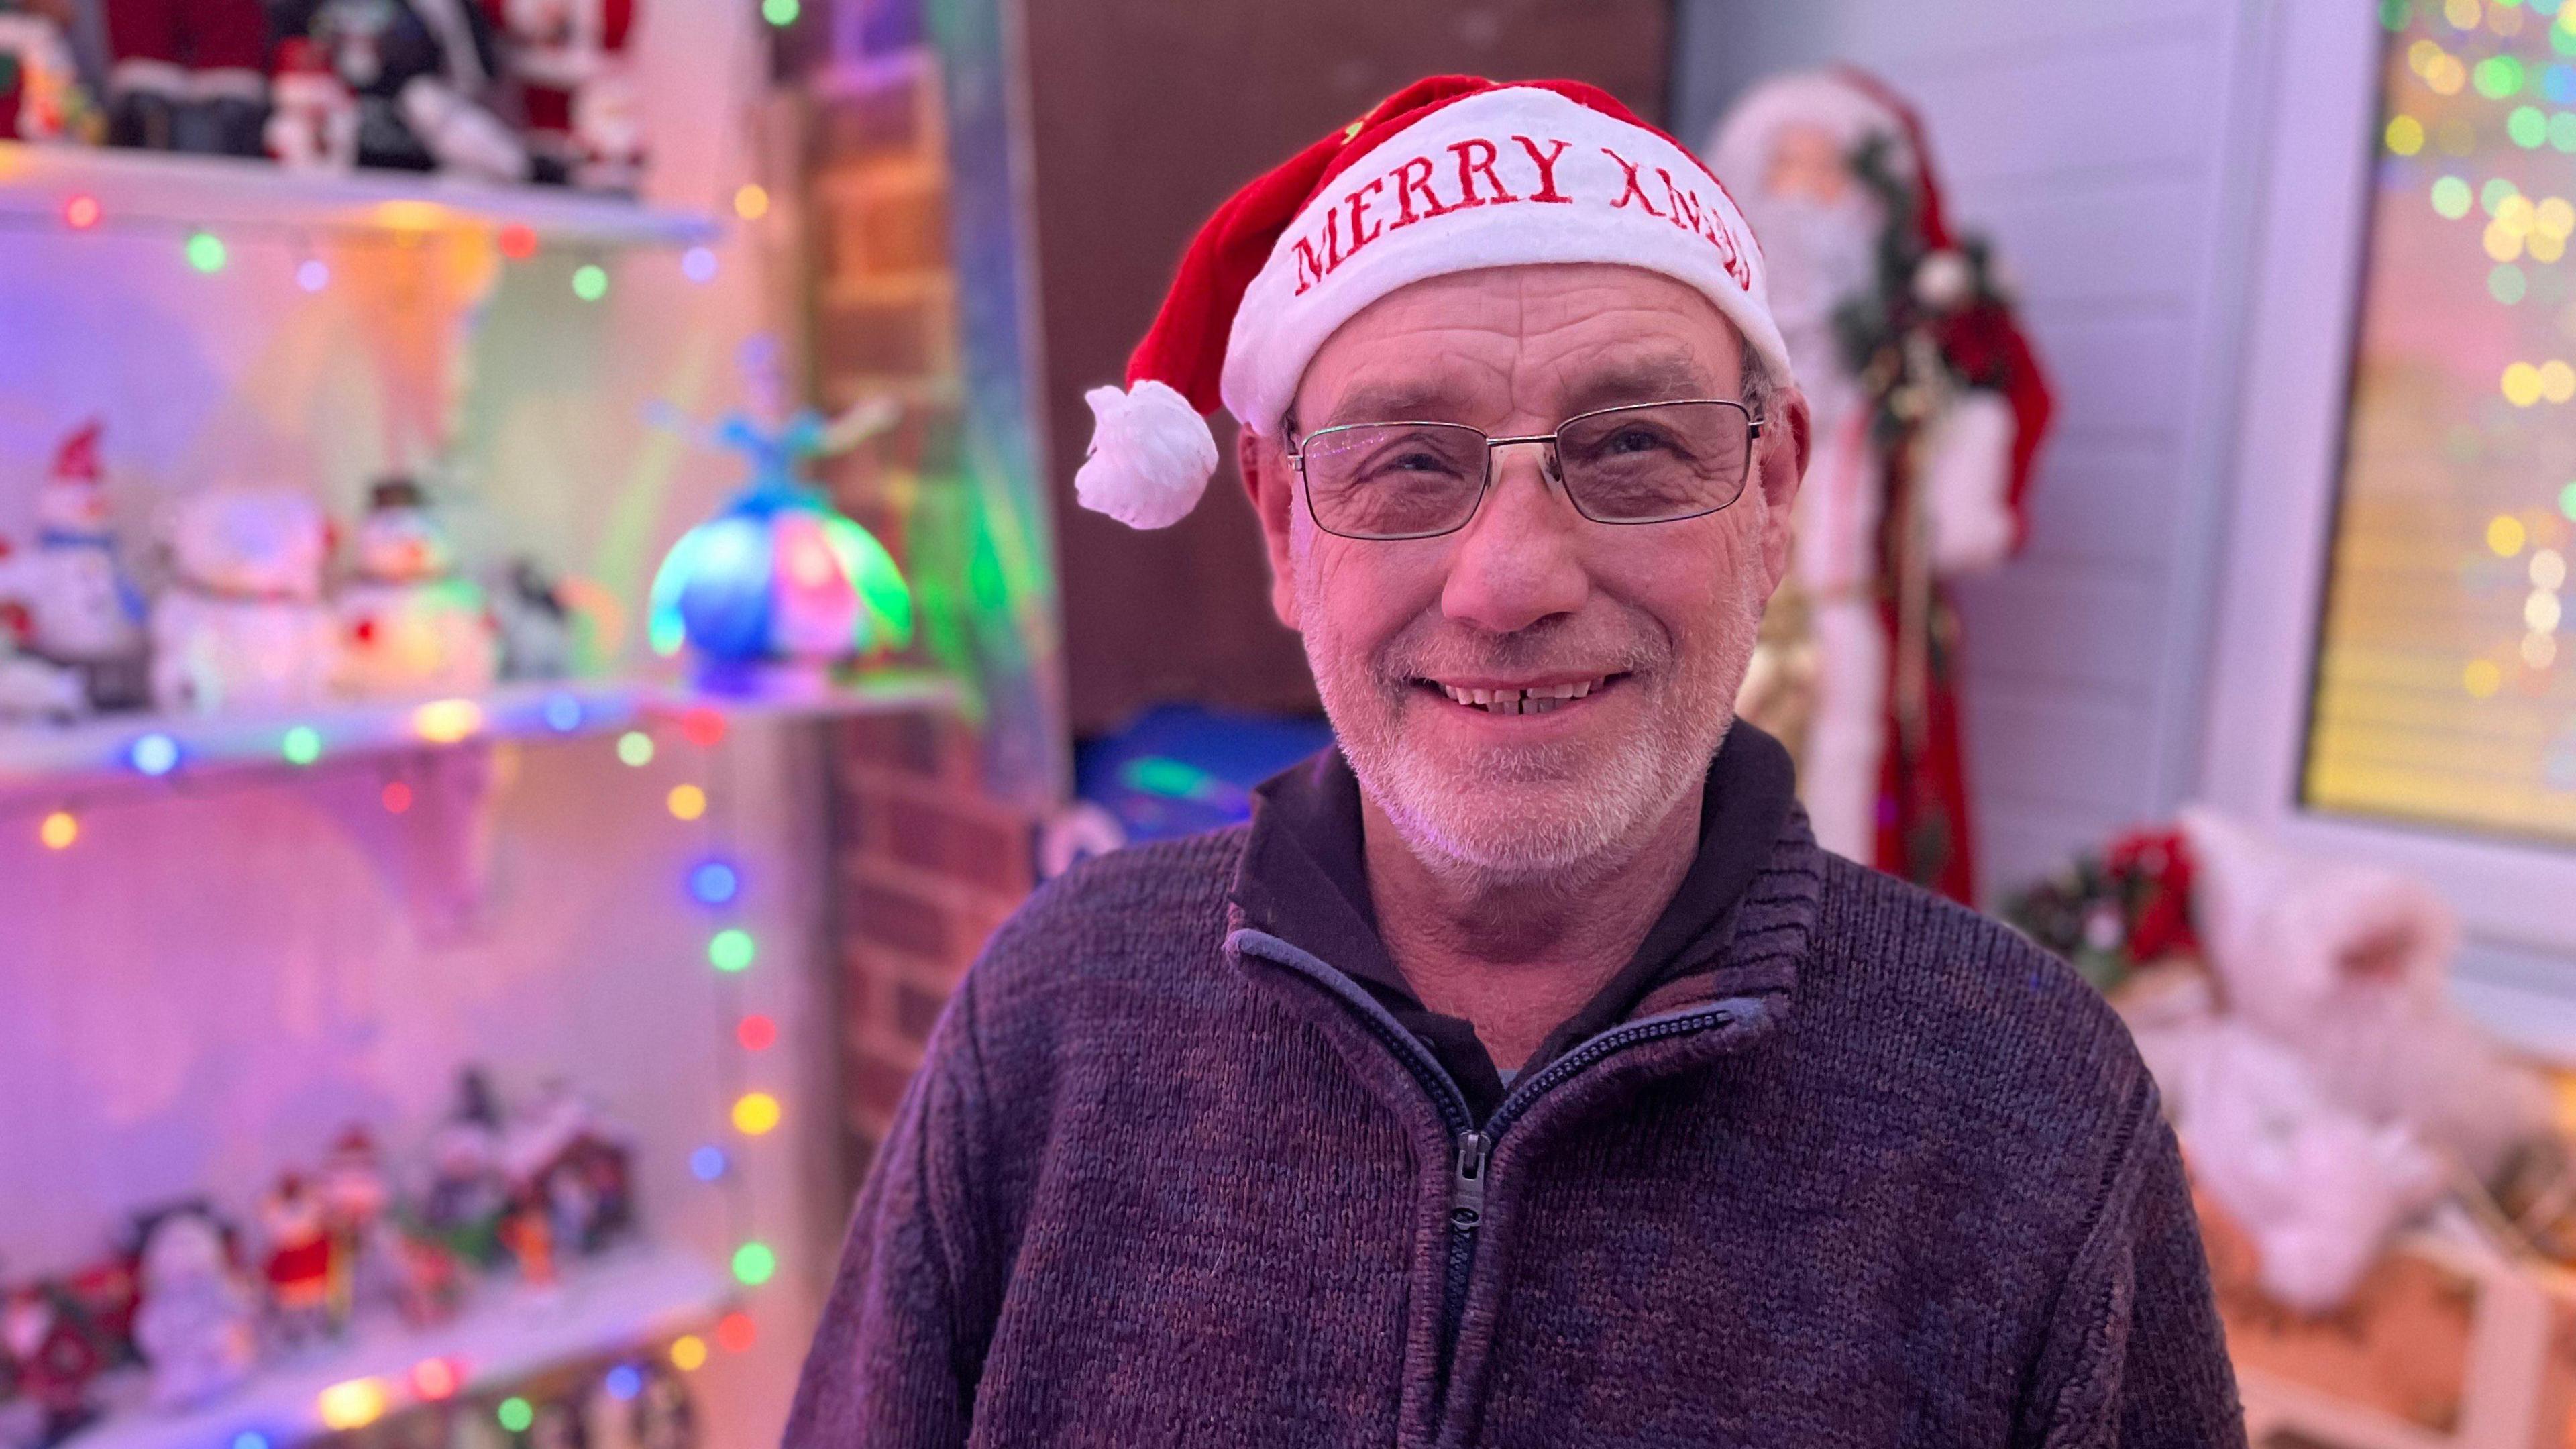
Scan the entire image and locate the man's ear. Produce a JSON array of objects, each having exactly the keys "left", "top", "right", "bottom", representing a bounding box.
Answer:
[
  {"left": 1237, "top": 422, "right": 1301, "bottom": 630},
  {"left": 1754, "top": 387, "right": 1811, "bottom": 596}
]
